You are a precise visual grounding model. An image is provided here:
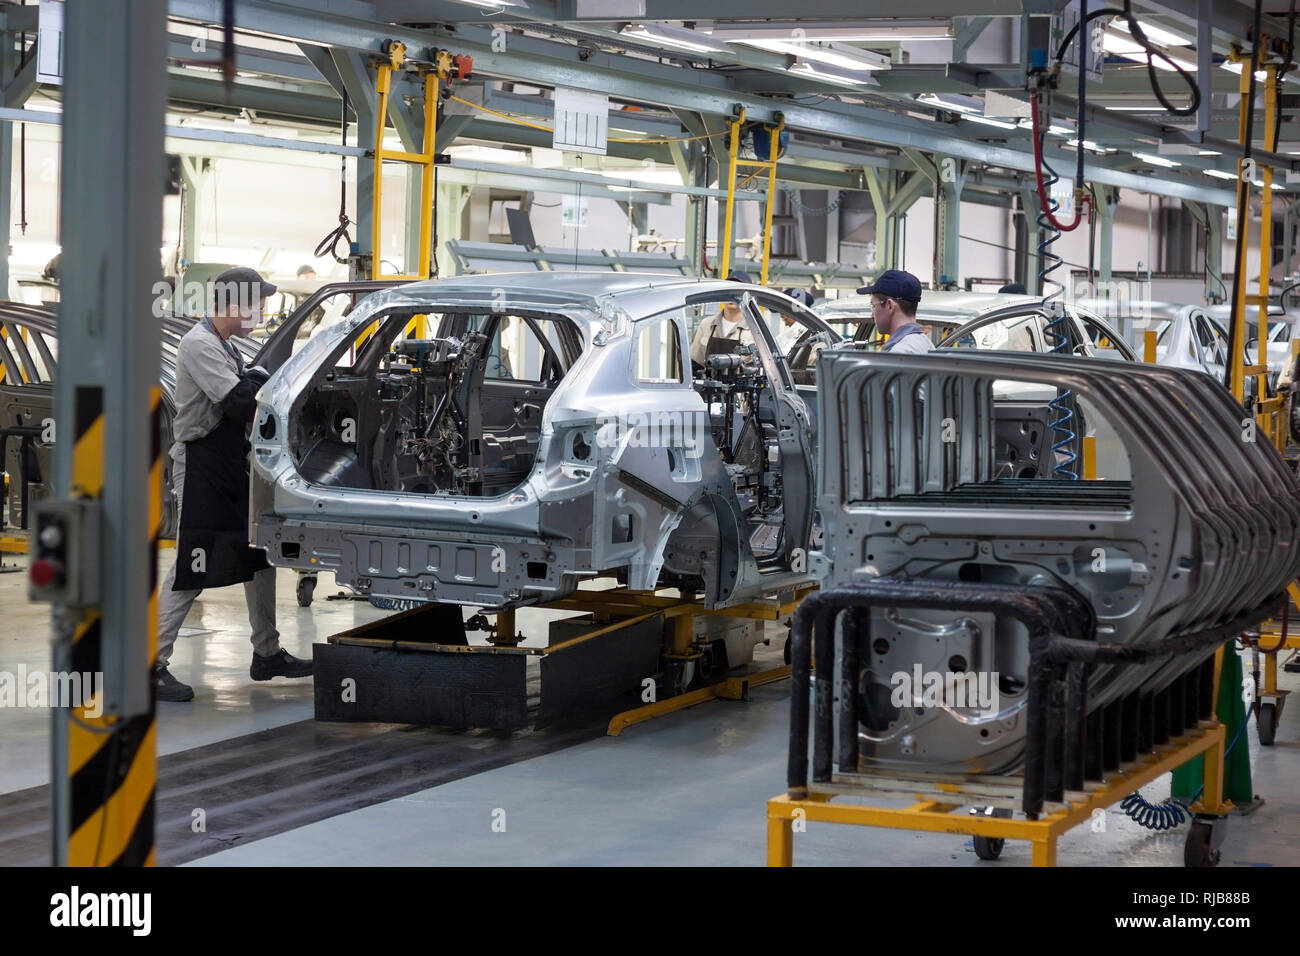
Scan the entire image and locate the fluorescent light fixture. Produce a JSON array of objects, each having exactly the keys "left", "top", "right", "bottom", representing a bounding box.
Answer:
[
  {"left": 447, "top": 0, "right": 524, "bottom": 7},
  {"left": 1111, "top": 19, "right": 1191, "bottom": 47},
  {"left": 735, "top": 38, "right": 890, "bottom": 71},
  {"left": 621, "top": 23, "right": 728, "bottom": 54},
  {"left": 1047, "top": 123, "right": 1074, "bottom": 136},
  {"left": 708, "top": 22, "right": 952, "bottom": 41},
  {"left": 1118, "top": 51, "right": 1198, "bottom": 72},
  {"left": 447, "top": 144, "right": 529, "bottom": 164},
  {"left": 964, "top": 114, "right": 1019, "bottom": 130},
  {"left": 1104, "top": 104, "right": 1164, "bottom": 110},
  {"left": 1222, "top": 61, "right": 1267, "bottom": 80},
  {"left": 787, "top": 59, "right": 874, "bottom": 86},
  {"left": 1102, "top": 32, "right": 1145, "bottom": 56},
  {"left": 1204, "top": 168, "right": 1237, "bottom": 179},
  {"left": 1132, "top": 151, "right": 1181, "bottom": 167},
  {"left": 916, "top": 93, "right": 981, "bottom": 114},
  {"left": 1067, "top": 138, "right": 1113, "bottom": 153}
]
